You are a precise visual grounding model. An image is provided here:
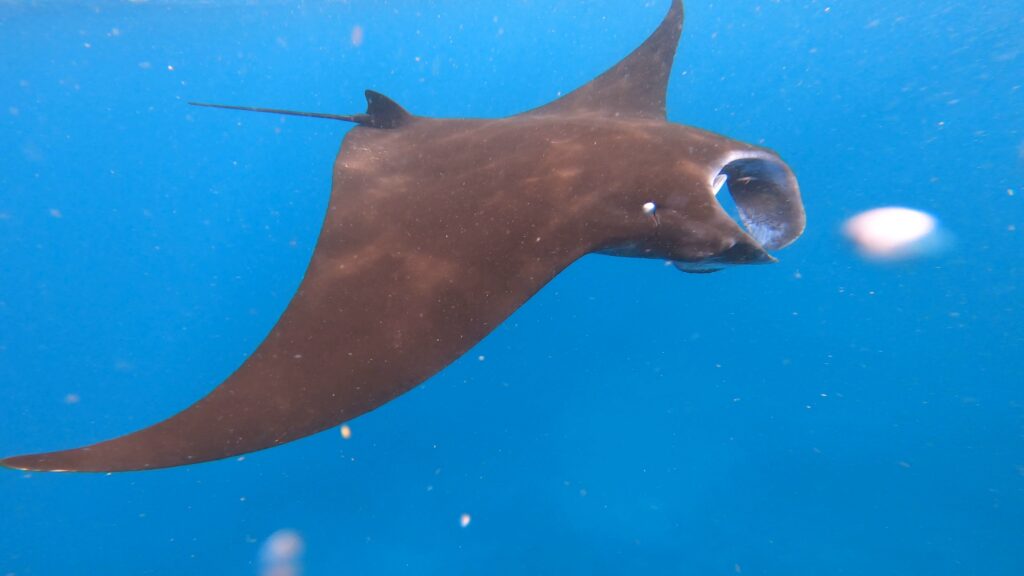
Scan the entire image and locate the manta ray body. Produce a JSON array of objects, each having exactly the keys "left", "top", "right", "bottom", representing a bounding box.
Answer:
[{"left": 2, "top": 0, "right": 804, "bottom": 472}]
